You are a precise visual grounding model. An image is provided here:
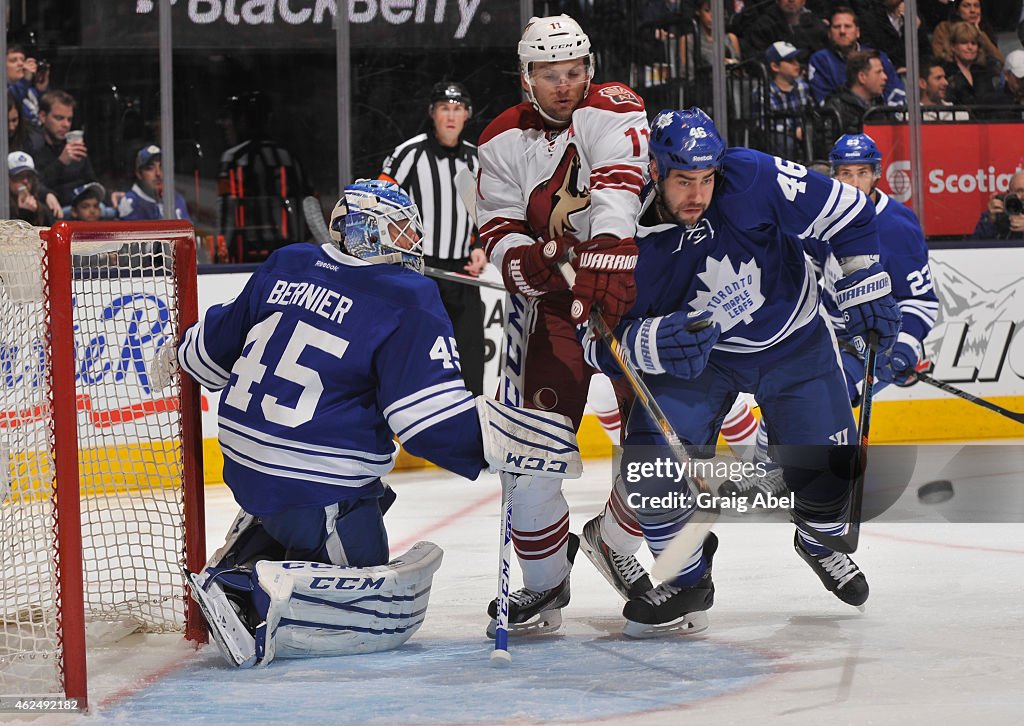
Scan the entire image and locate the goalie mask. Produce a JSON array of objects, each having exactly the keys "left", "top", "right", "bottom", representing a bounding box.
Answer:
[{"left": 329, "top": 179, "right": 425, "bottom": 274}]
